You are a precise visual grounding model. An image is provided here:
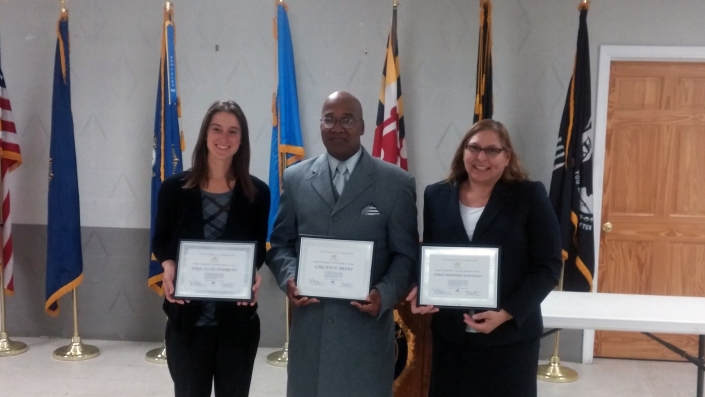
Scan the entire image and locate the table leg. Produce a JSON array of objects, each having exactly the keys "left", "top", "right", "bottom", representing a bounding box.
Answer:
[{"left": 698, "top": 335, "right": 704, "bottom": 397}]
